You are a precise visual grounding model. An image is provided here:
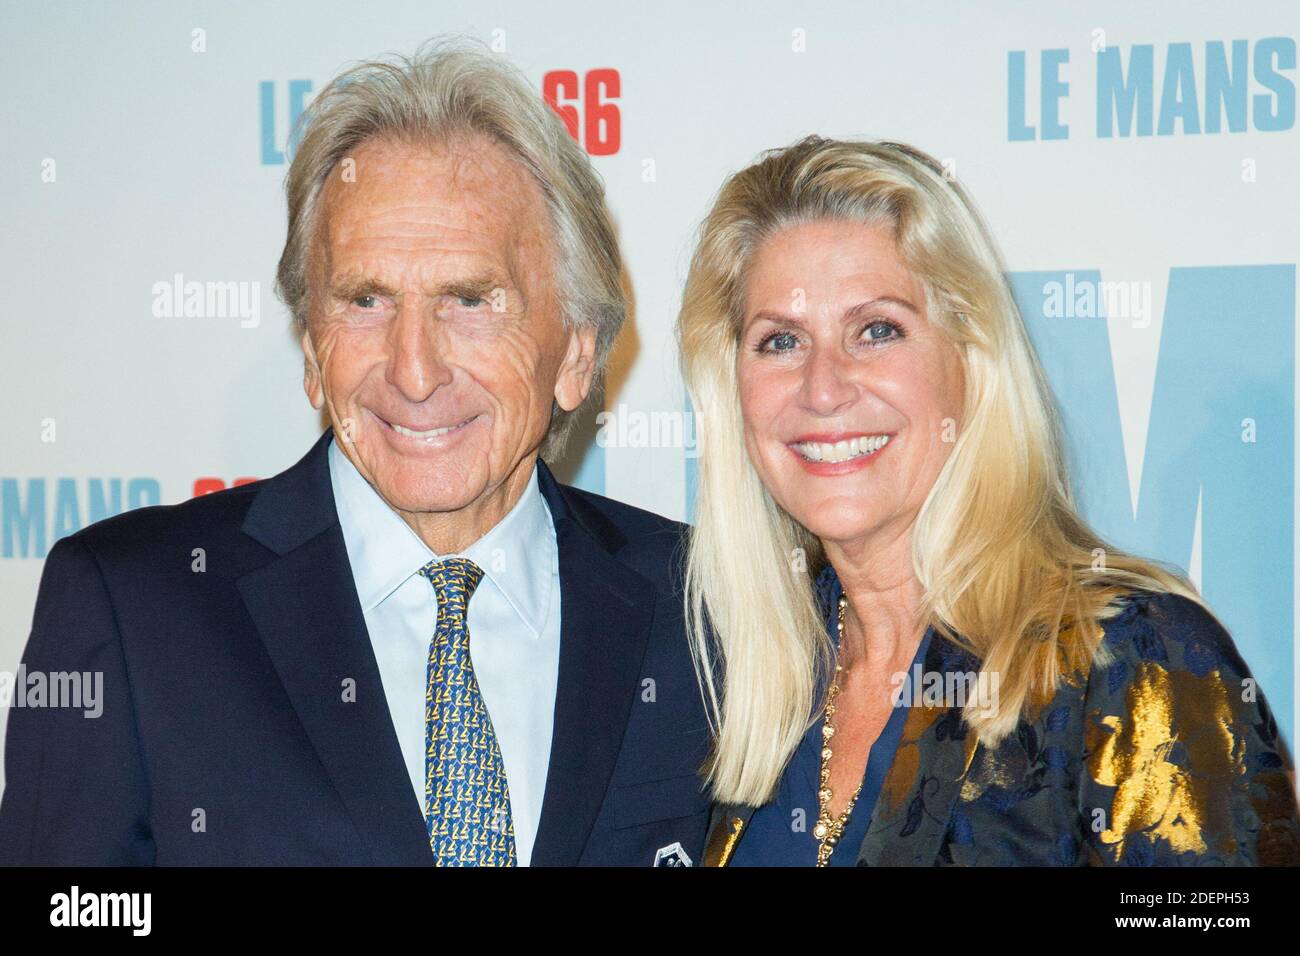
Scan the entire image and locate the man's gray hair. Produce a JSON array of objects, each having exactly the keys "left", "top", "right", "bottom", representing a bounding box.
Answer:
[{"left": 275, "top": 36, "right": 626, "bottom": 458}]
